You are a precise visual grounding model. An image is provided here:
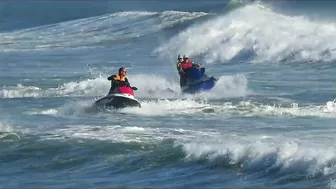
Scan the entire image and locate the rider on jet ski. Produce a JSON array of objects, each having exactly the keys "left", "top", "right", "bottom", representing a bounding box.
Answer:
[
  {"left": 176, "top": 55, "right": 200, "bottom": 87},
  {"left": 107, "top": 67, "right": 137, "bottom": 94}
]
